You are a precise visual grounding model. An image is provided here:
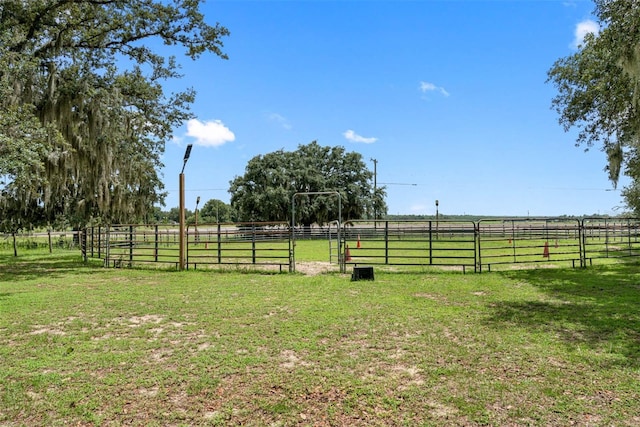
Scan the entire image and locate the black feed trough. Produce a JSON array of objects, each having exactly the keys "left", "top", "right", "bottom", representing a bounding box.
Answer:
[{"left": 351, "top": 266, "right": 374, "bottom": 281}]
